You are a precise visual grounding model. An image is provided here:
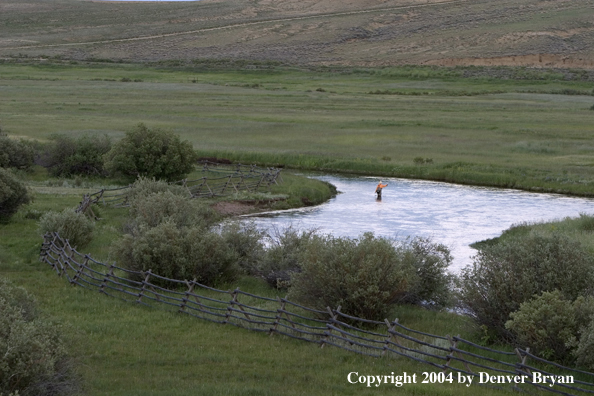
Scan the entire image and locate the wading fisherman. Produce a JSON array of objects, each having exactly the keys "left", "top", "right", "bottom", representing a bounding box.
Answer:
[{"left": 375, "top": 181, "right": 388, "bottom": 199}]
